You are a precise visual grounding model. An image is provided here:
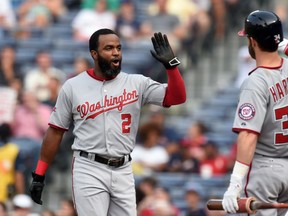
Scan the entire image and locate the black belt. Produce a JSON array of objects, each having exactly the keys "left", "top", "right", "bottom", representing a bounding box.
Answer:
[{"left": 79, "top": 151, "right": 131, "bottom": 167}]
